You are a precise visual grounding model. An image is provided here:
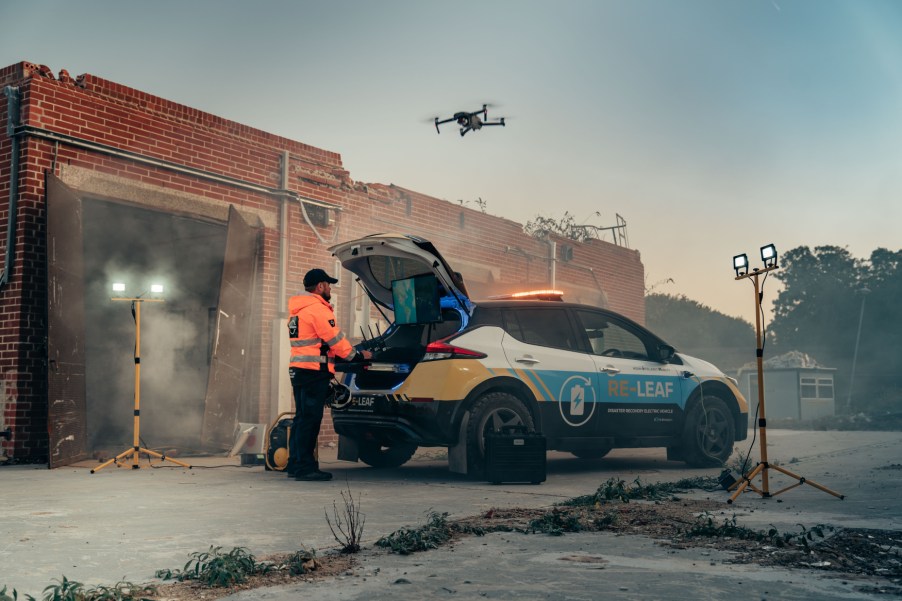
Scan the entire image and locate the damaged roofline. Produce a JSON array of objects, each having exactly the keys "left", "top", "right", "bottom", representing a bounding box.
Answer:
[{"left": 14, "top": 124, "right": 342, "bottom": 211}]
